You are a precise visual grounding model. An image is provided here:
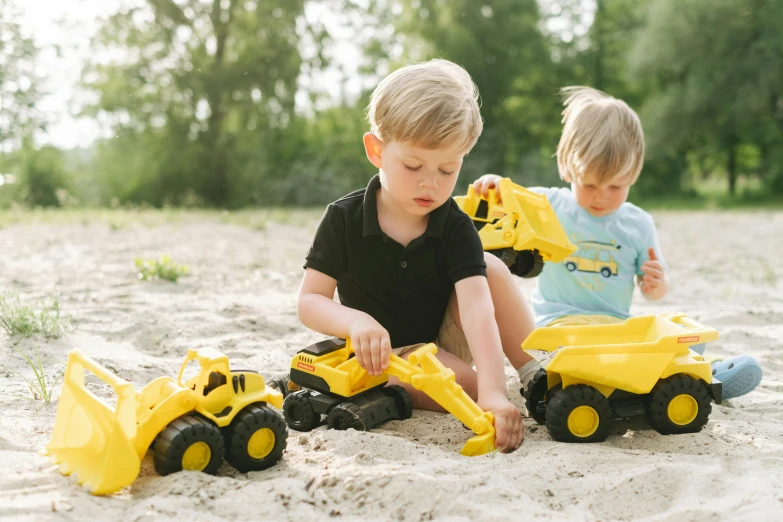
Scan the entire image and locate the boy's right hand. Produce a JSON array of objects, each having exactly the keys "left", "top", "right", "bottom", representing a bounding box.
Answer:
[
  {"left": 472, "top": 174, "right": 504, "bottom": 202},
  {"left": 479, "top": 391, "right": 524, "bottom": 452},
  {"left": 350, "top": 314, "right": 392, "bottom": 376}
]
